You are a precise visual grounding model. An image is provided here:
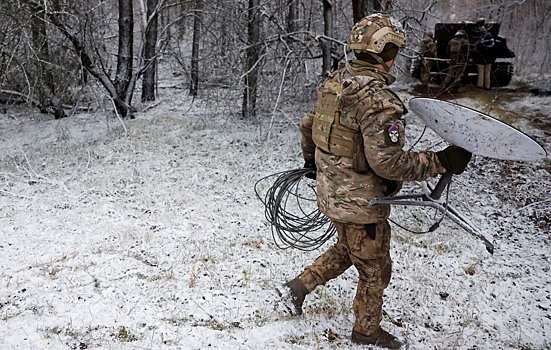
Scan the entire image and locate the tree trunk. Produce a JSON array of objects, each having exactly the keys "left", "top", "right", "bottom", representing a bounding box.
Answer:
[
  {"left": 30, "top": 5, "right": 51, "bottom": 110},
  {"left": 242, "top": 0, "right": 261, "bottom": 119},
  {"left": 190, "top": 0, "right": 202, "bottom": 96},
  {"left": 352, "top": 0, "right": 386, "bottom": 23},
  {"left": 142, "top": 0, "right": 158, "bottom": 102},
  {"left": 322, "top": 0, "right": 333, "bottom": 77},
  {"left": 32, "top": 0, "right": 137, "bottom": 118},
  {"left": 114, "top": 0, "right": 134, "bottom": 116},
  {"left": 286, "top": 0, "right": 297, "bottom": 33},
  {"left": 30, "top": 4, "right": 66, "bottom": 119}
]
